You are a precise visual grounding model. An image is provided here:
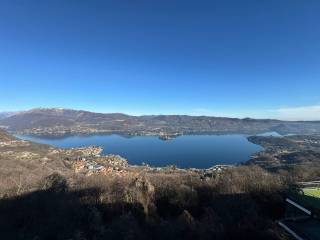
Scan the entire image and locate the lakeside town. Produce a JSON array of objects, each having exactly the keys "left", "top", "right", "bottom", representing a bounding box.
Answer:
[{"left": 1, "top": 127, "right": 319, "bottom": 239}]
